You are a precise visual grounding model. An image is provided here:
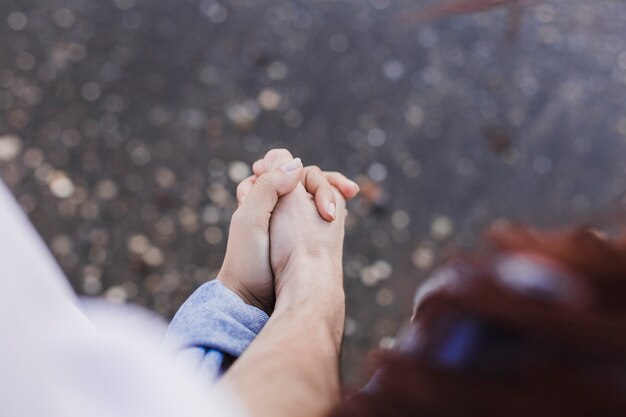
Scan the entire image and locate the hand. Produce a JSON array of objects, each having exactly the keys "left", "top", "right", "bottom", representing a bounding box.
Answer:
[
  {"left": 270, "top": 183, "right": 348, "bottom": 319},
  {"left": 221, "top": 177, "right": 351, "bottom": 417},
  {"left": 217, "top": 149, "right": 358, "bottom": 313},
  {"left": 250, "top": 159, "right": 360, "bottom": 222}
]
